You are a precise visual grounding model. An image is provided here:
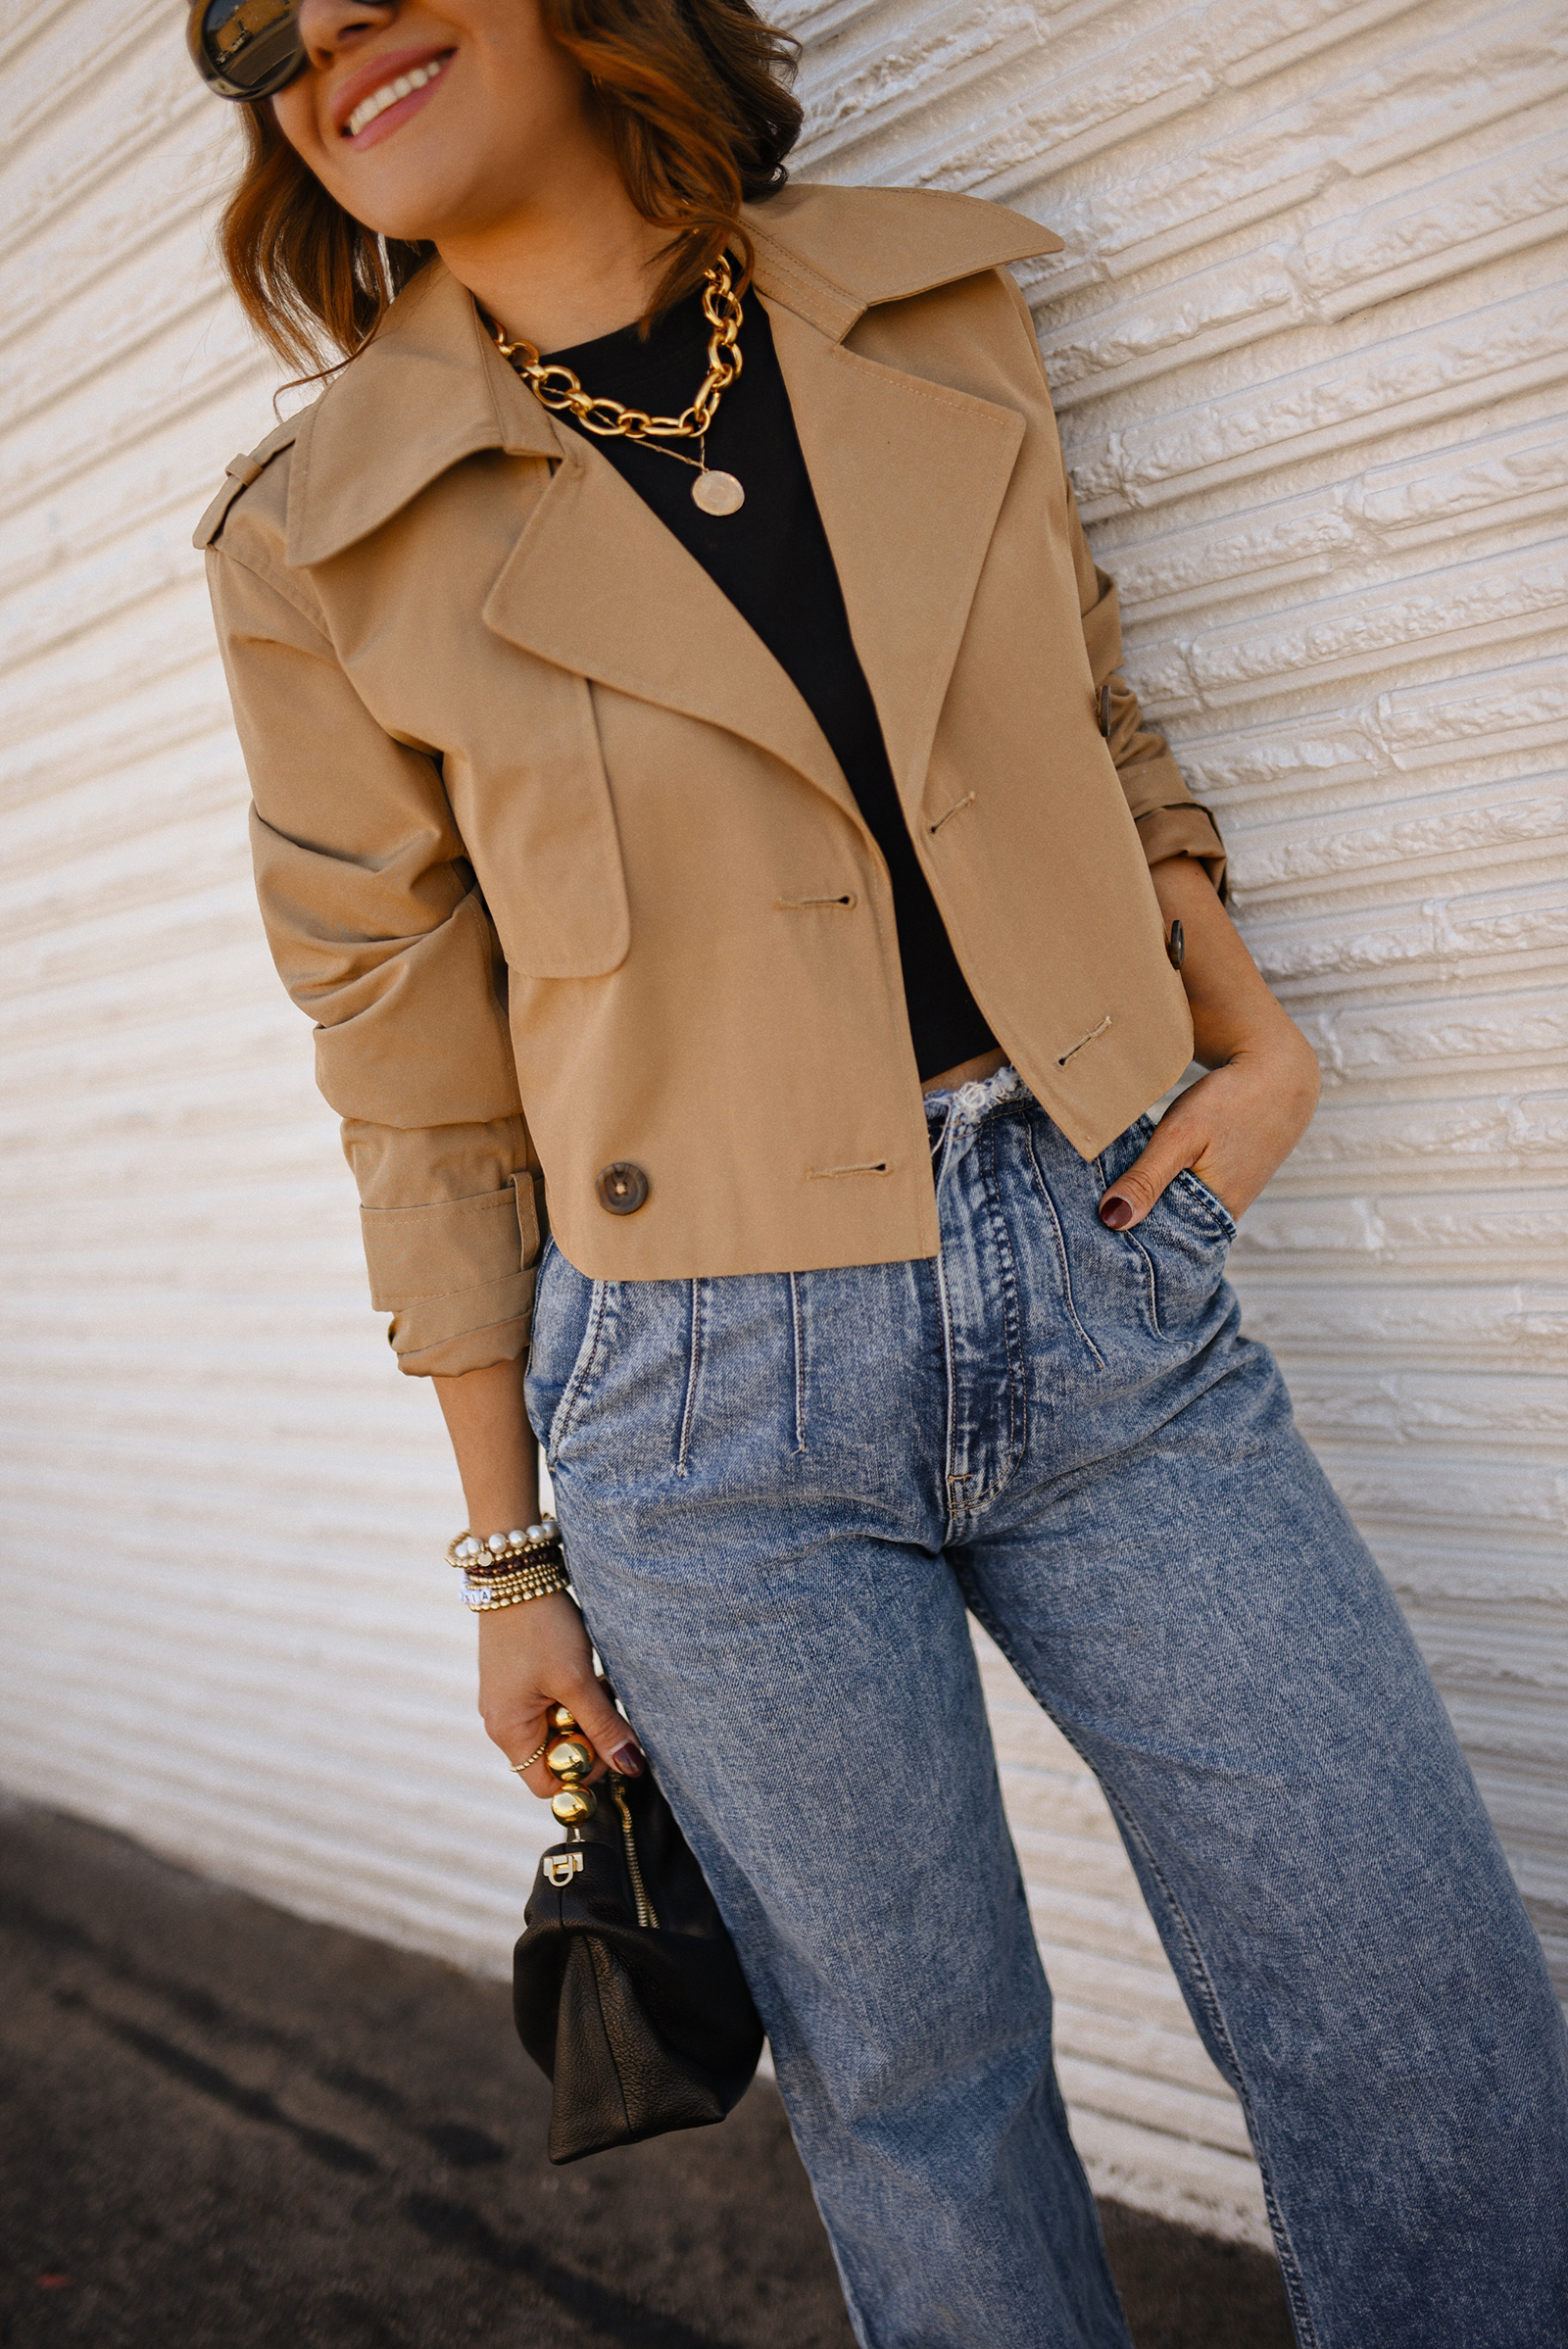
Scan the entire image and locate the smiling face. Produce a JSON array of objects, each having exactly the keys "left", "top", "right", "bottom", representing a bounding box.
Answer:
[{"left": 273, "top": 1, "right": 601, "bottom": 250}]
